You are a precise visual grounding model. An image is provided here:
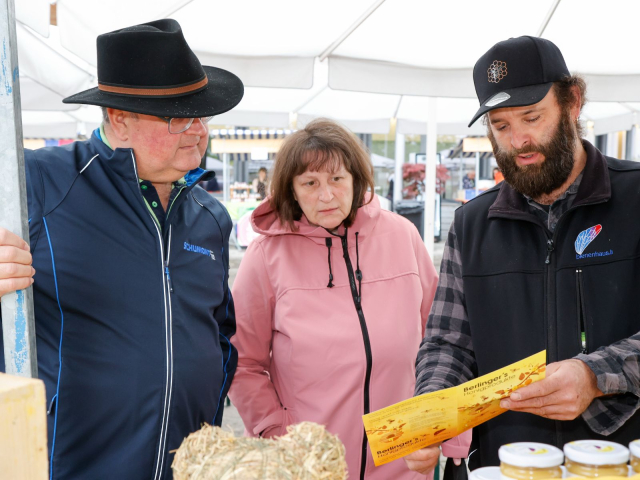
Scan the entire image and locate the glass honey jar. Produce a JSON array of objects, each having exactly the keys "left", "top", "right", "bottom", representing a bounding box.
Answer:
[
  {"left": 498, "top": 443, "right": 563, "bottom": 480},
  {"left": 564, "top": 440, "right": 629, "bottom": 477}
]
